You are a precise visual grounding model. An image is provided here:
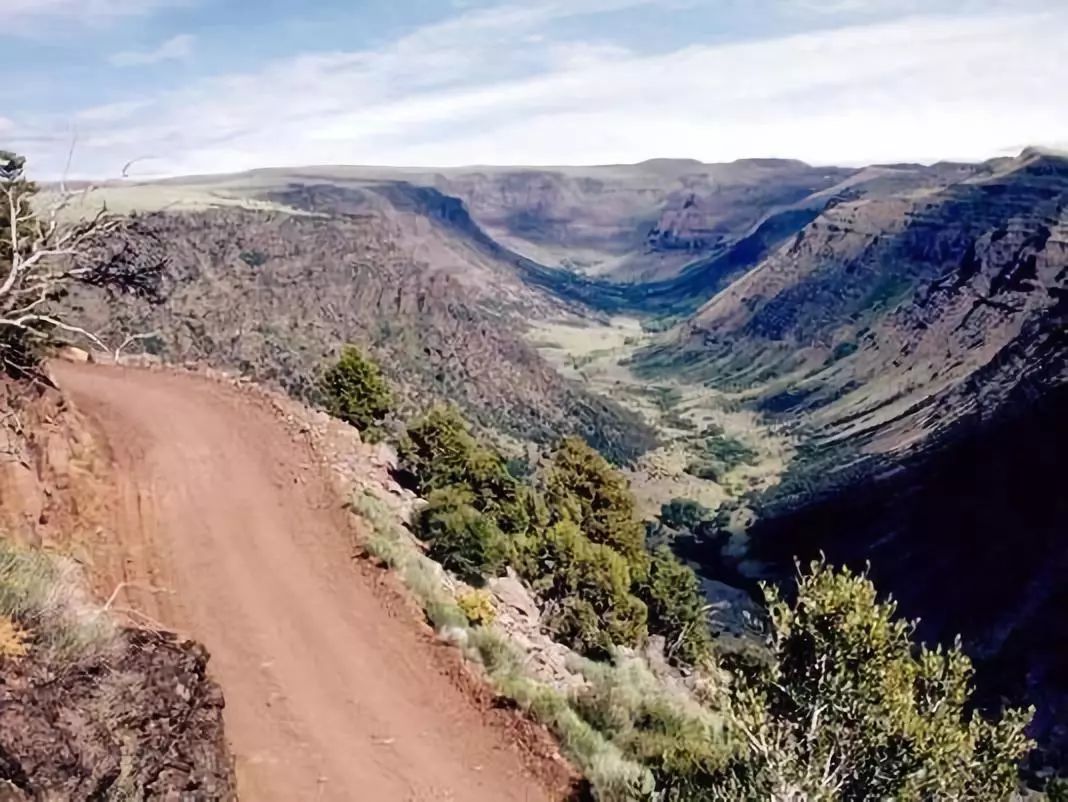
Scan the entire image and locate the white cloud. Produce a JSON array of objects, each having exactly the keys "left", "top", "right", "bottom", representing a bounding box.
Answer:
[
  {"left": 110, "top": 34, "right": 195, "bottom": 67},
  {"left": 11, "top": 3, "right": 1068, "bottom": 176},
  {"left": 75, "top": 100, "right": 152, "bottom": 122}
]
